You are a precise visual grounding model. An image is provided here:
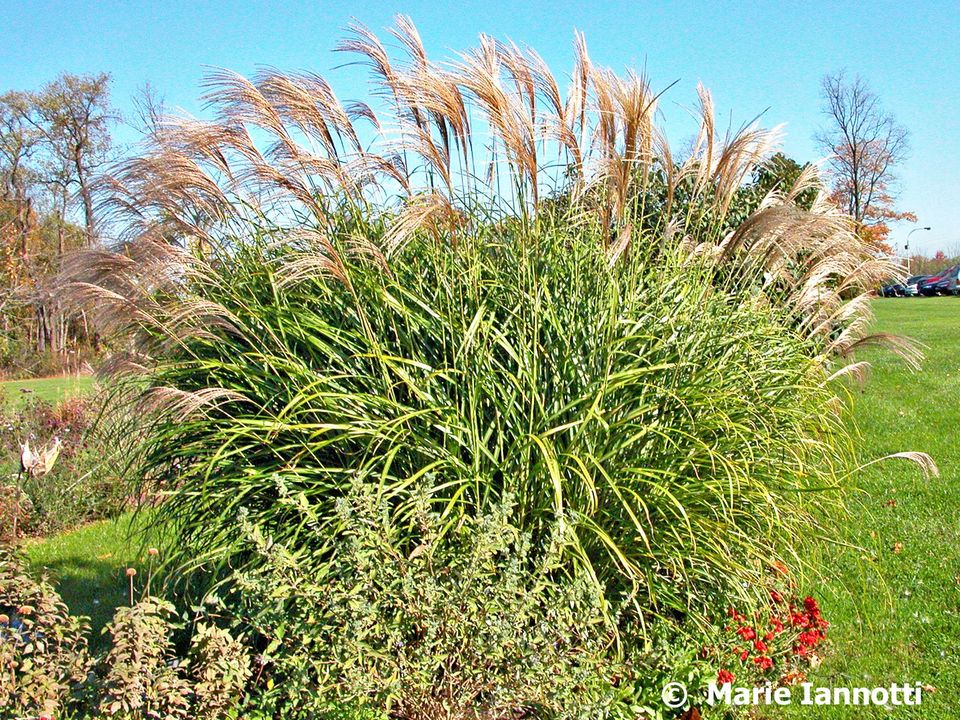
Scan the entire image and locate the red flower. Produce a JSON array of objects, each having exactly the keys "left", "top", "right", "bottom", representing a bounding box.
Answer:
[
  {"left": 717, "top": 669, "right": 735, "bottom": 684},
  {"left": 754, "top": 640, "right": 768, "bottom": 653},
  {"left": 736, "top": 626, "right": 756, "bottom": 641},
  {"left": 763, "top": 631, "right": 775, "bottom": 642},
  {"left": 770, "top": 589, "right": 784, "bottom": 604},
  {"left": 753, "top": 656, "right": 774, "bottom": 671},
  {"left": 803, "top": 596, "right": 819, "bottom": 613},
  {"left": 739, "top": 648, "right": 749, "bottom": 661}
]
